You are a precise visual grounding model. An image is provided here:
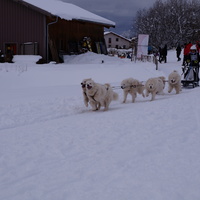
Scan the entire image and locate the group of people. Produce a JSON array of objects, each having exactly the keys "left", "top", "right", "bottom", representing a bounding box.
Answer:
[
  {"left": 157, "top": 42, "right": 200, "bottom": 66},
  {"left": 156, "top": 42, "right": 199, "bottom": 86}
]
